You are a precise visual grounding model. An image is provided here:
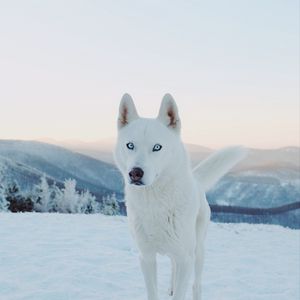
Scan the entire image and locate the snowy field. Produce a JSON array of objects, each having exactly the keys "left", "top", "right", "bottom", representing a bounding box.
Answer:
[{"left": 0, "top": 213, "right": 299, "bottom": 300}]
